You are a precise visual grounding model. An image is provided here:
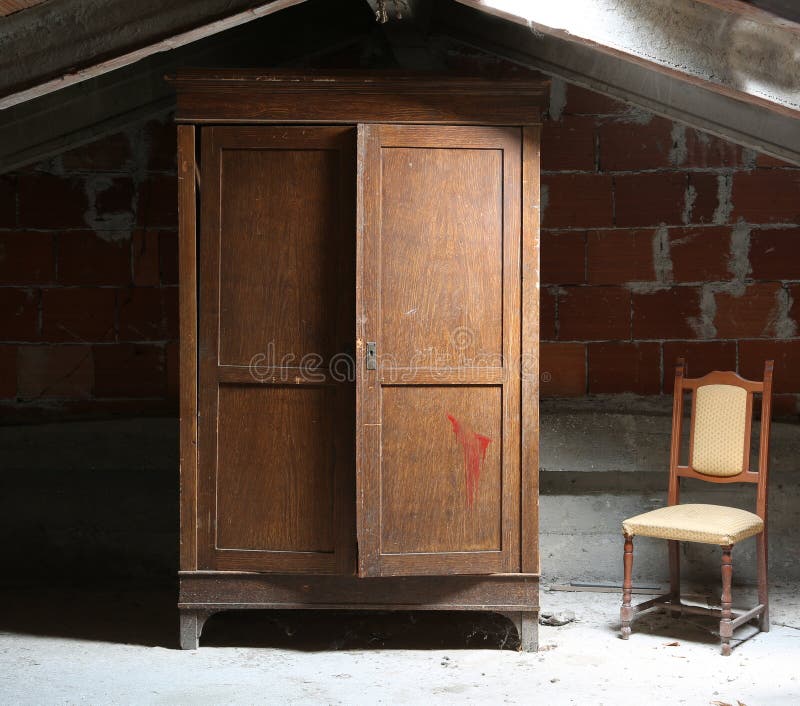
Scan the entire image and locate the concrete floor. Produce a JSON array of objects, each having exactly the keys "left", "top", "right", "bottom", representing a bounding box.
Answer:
[{"left": 1, "top": 585, "right": 799, "bottom": 705}]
